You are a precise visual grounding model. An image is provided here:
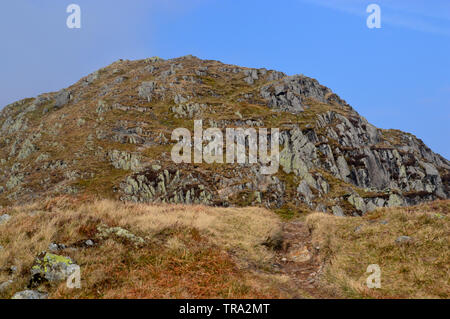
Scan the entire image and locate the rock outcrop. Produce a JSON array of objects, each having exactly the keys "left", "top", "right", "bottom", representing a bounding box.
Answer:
[{"left": 0, "top": 55, "right": 448, "bottom": 216}]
